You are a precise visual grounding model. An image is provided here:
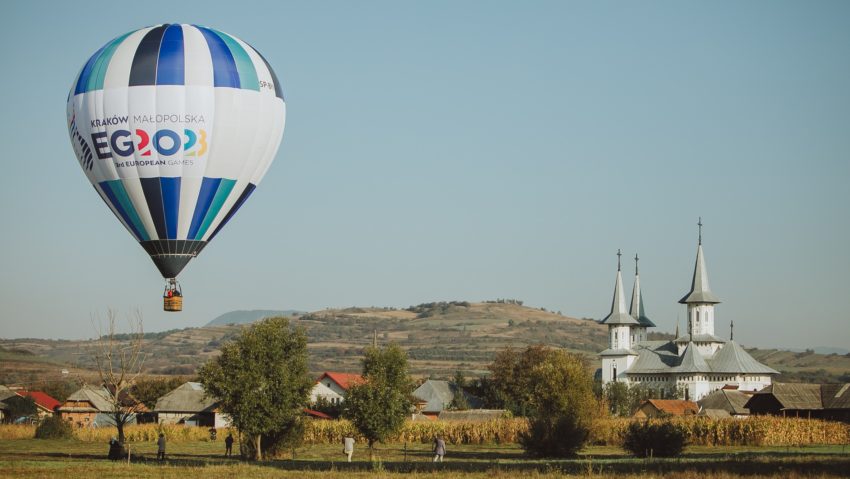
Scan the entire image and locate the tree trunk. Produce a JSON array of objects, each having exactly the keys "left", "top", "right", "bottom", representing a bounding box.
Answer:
[
  {"left": 115, "top": 414, "right": 125, "bottom": 444},
  {"left": 368, "top": 439, "right": 374, "bottom": 462},
  {"left": 255, "top": 433, "right": 262, "bottom": 461}
]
